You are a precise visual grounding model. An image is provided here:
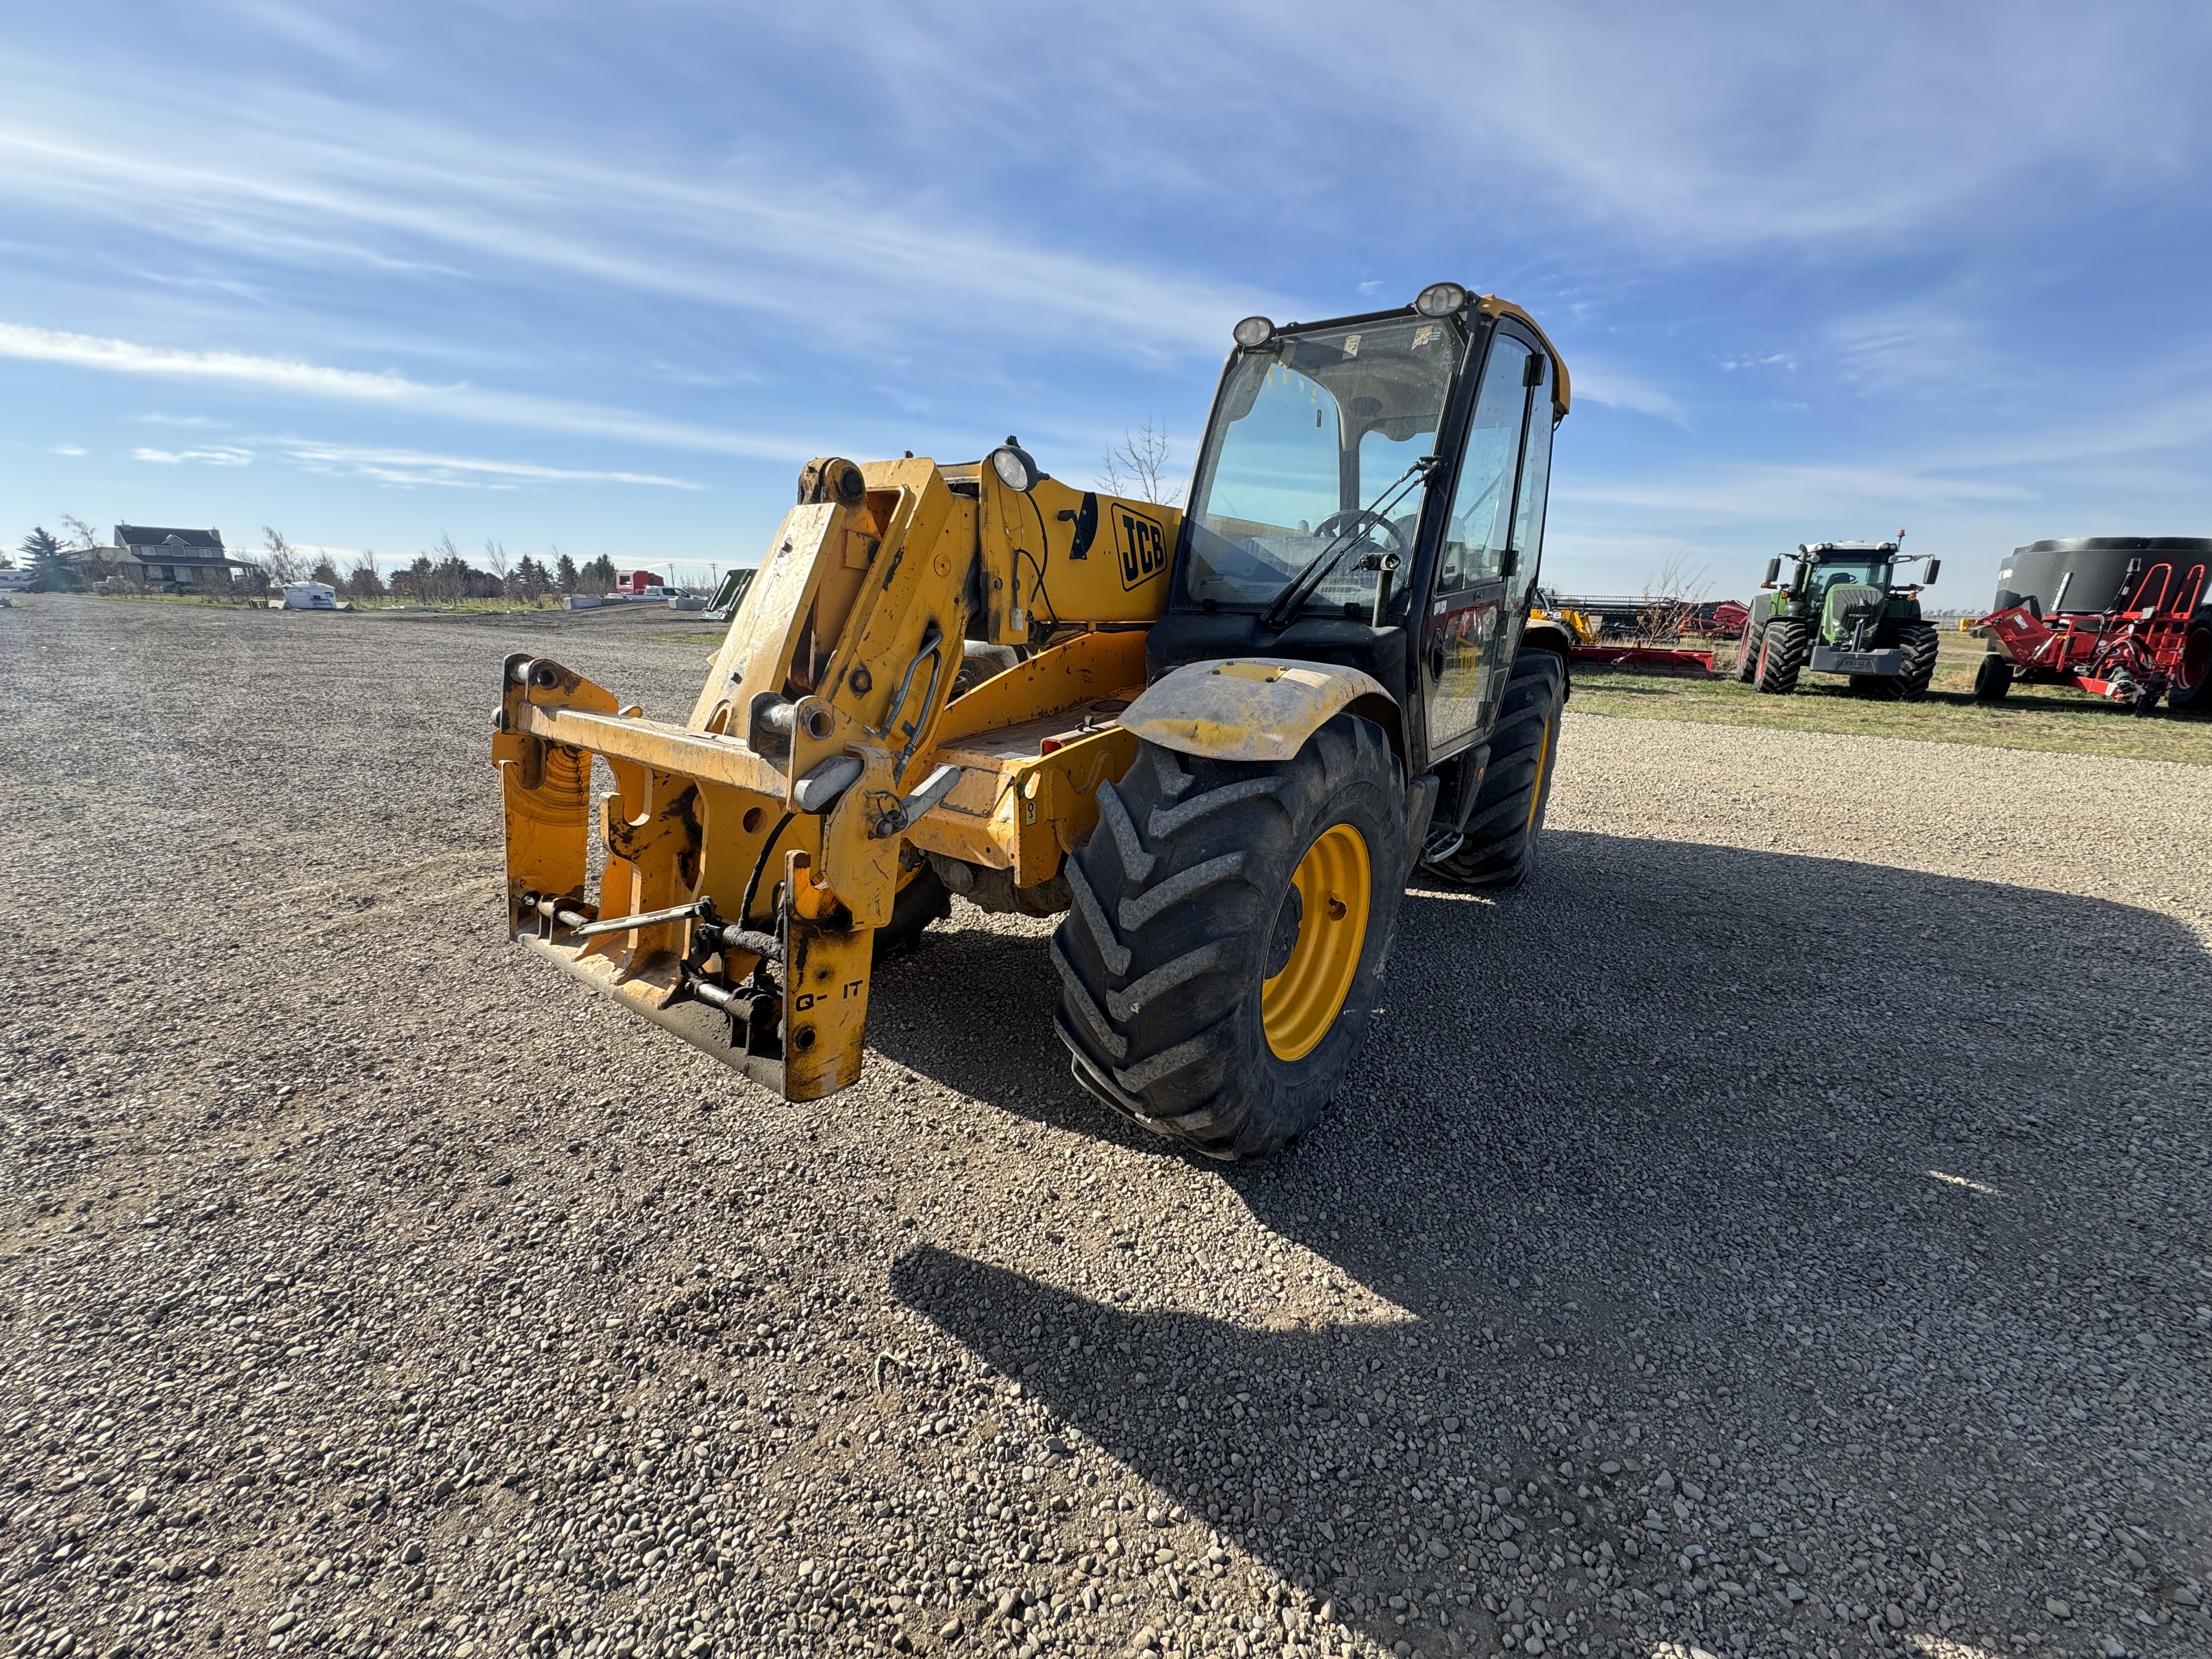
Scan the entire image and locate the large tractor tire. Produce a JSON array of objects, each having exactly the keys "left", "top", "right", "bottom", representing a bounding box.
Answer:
[
  {"left": 1751, "top": 619, "right": 1806, "bottom": 694},
  {"left": 1972, "top": 652, "right": 2013, "bottom": 703},
  {"left": 1424, "top": 649, "right": 1565, "bottom": 889},
  {"left": 2168, "top": 612, "right": 2212, "bottom": 712},
  {"left": 1895, "top": 622, "right": 1940, "bottom": 699},
  {"left": 1852, "top": 622, "right": 1940, "bottom": 701},
  {"left": 1734, "top": 621, "right": 1764, "bottom": 683},
  {"left": 1051, "top": 714, "right": 1405, "bottom": 1160}
]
